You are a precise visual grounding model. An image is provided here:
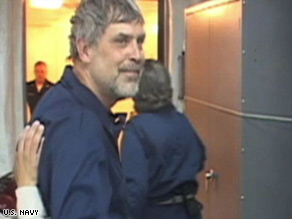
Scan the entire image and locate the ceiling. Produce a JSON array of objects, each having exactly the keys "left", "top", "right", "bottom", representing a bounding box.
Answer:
[
  {"left": 62, "top": 0, "right": 158, "bottom": 8},
  {"left": 27, "top": 0, "right": 158, "bottom": 27}
]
